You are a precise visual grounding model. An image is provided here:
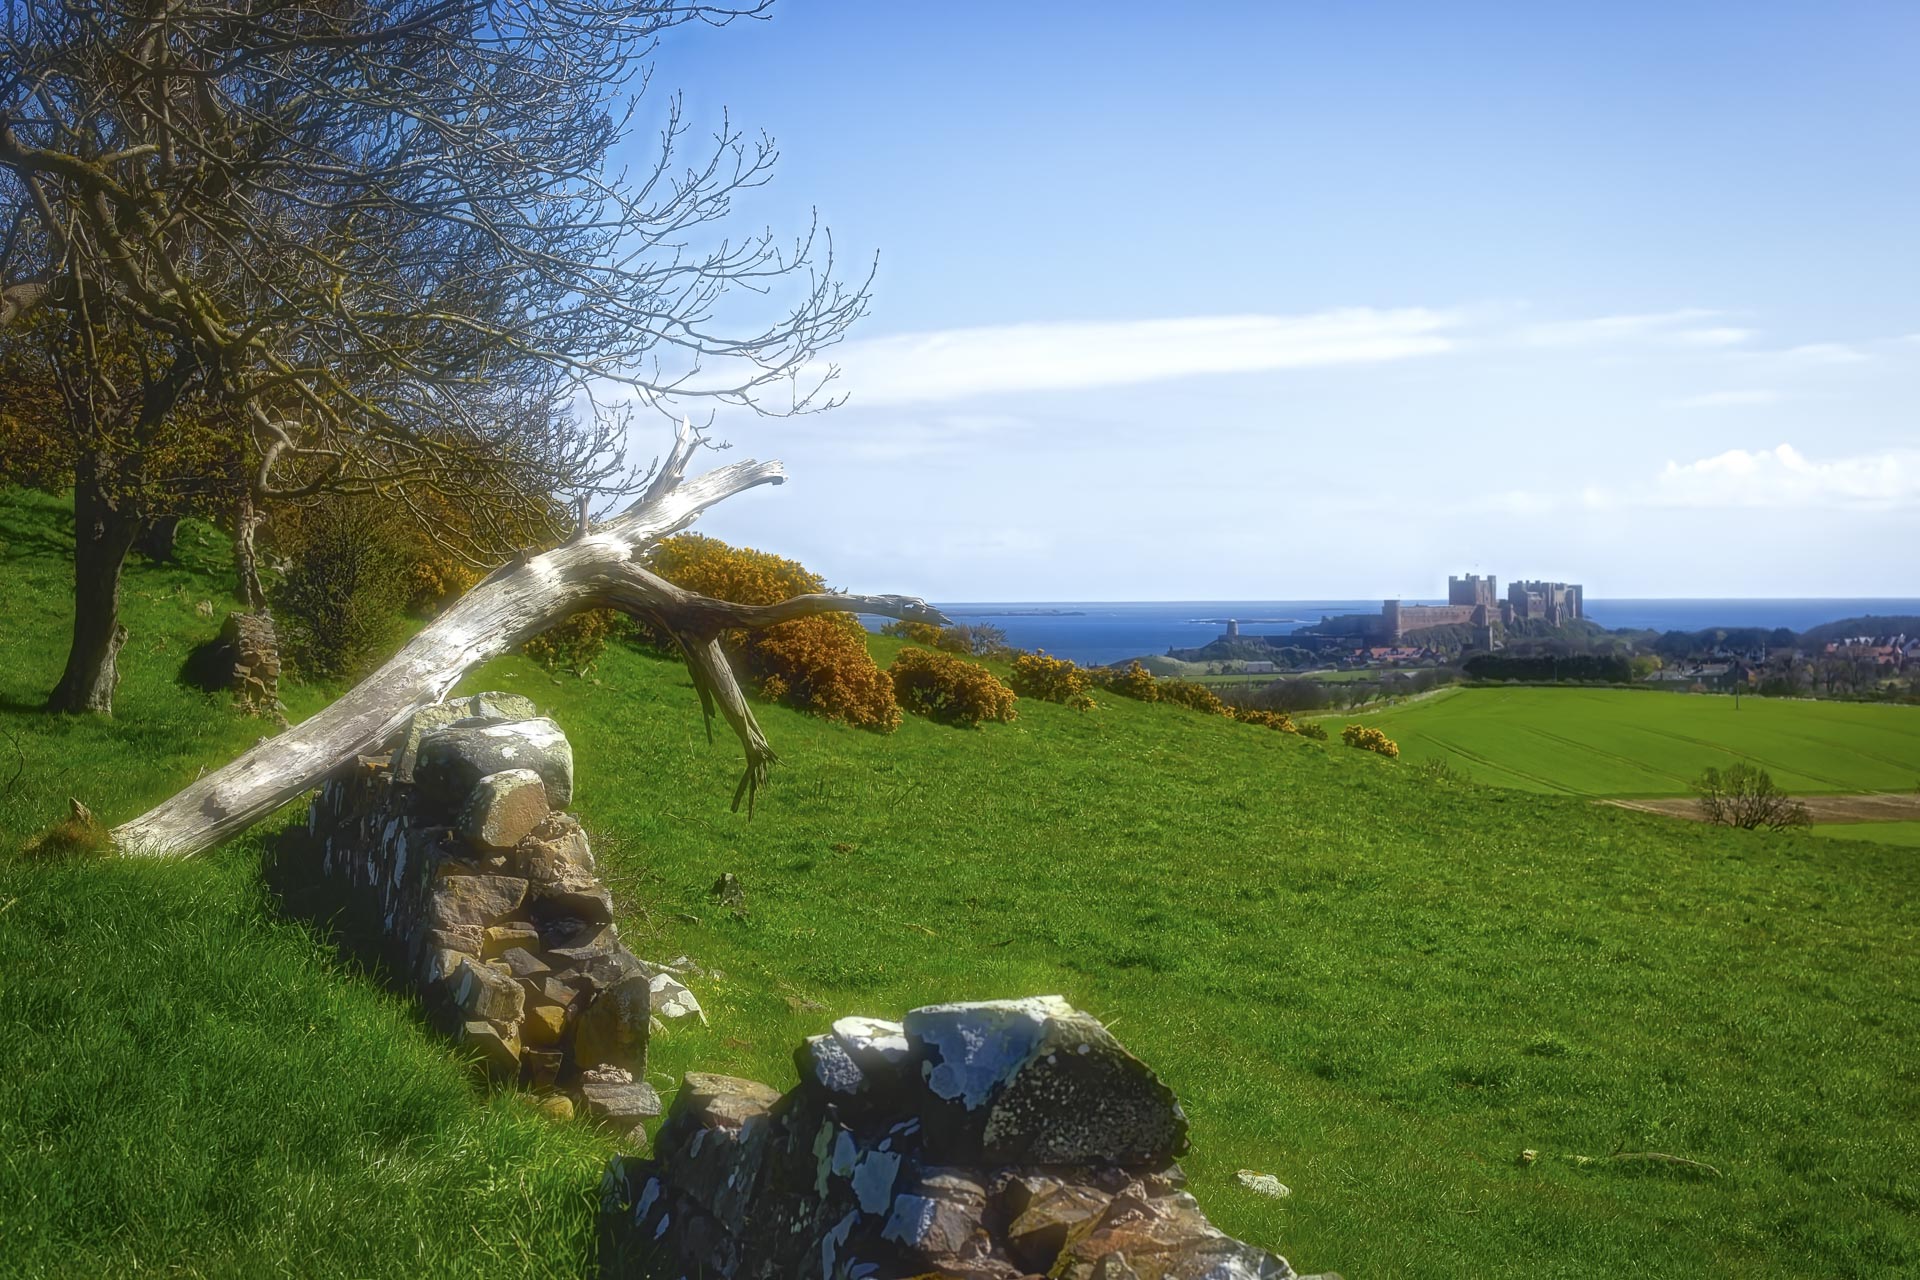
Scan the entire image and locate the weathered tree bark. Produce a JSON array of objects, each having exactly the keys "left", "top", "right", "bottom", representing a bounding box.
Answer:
[
  {"left": 111, "top": 426, "right": 948, "bottom": 859},
  {"left": 233, "top": 492, "right": 267, "bottom": 611},
  {"left": 134, "top": 514, "right": 181, "bottom": 563},
  {"left": 48, "top": 462, "right": 140, "bottom": 715}
]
